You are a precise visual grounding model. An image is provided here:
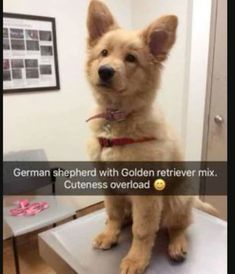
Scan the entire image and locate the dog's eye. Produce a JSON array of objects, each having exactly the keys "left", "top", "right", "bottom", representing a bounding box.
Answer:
[
  {"left": 125, "top": 54, "right": 137, "bottom": 63},
  {"left": 101, "top": 49, "right": 108, "bottom": 57}
]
